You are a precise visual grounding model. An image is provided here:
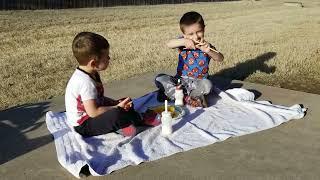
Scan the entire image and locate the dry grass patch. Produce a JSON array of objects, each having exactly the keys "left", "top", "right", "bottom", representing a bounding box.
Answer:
[{"left": 1, "top": 0, "right": 320, "bottom": 110}]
